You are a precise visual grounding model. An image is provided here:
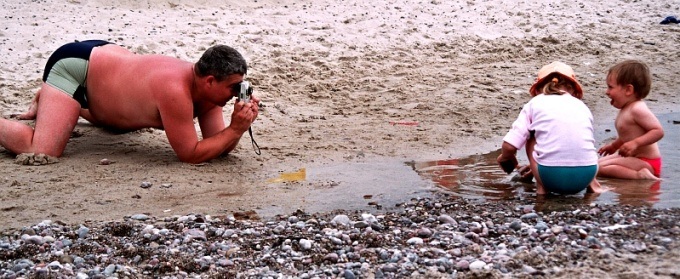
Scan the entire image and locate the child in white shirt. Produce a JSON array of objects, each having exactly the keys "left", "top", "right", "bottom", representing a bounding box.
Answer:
[{"left": 497, "top": 61, "right": 604, "bottom": 195}]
